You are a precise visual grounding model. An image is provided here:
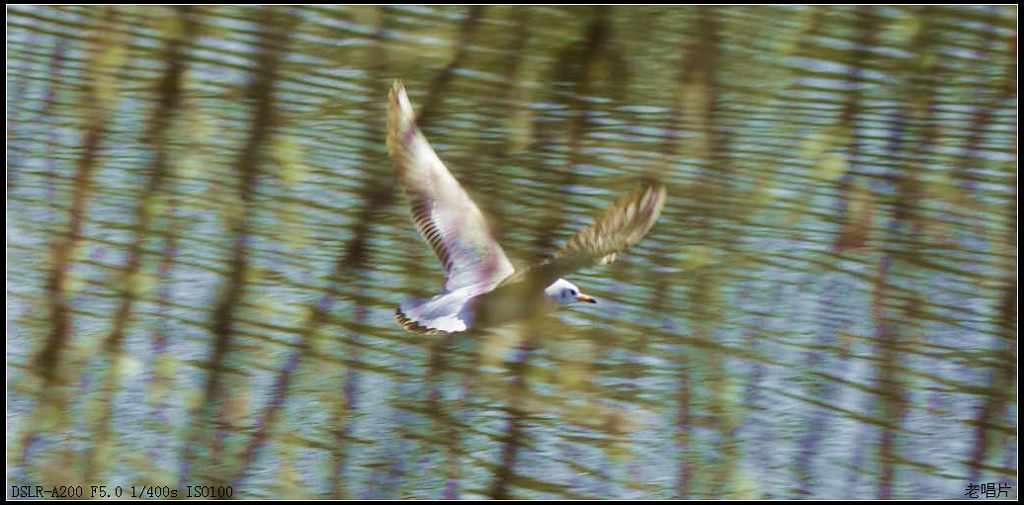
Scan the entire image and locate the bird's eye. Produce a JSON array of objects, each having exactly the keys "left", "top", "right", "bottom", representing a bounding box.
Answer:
[{"left": 570, "top": 289, "right": 577, "bottom": 296}]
